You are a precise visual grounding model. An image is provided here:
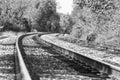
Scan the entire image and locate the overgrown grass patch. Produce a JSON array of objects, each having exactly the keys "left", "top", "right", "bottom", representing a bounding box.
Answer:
[
  {"left": 57, "top": 34, "right": 120, "bottom": 52},
  {"left": 58, "top": 34, "right": 79, "bottom": 44}
]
